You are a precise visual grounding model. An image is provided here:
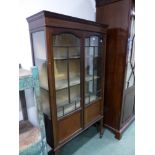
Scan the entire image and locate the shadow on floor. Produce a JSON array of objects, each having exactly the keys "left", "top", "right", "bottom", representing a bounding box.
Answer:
[
  {"left": 49, "top": 122, "right": 135, "bottom": 155},
  {"left": 59, "top": 126, "right": 99, "bottom": 155}
]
